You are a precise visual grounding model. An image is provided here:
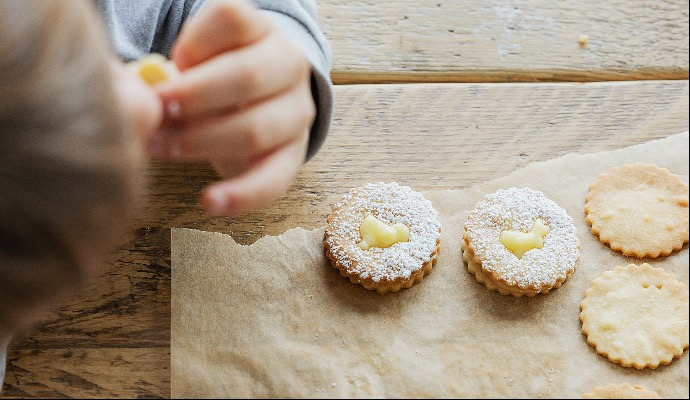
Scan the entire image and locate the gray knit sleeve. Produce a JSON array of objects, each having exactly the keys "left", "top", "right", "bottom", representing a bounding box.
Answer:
[{"left": 93, "top": 0, "right": 201, "bottom": 61}]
